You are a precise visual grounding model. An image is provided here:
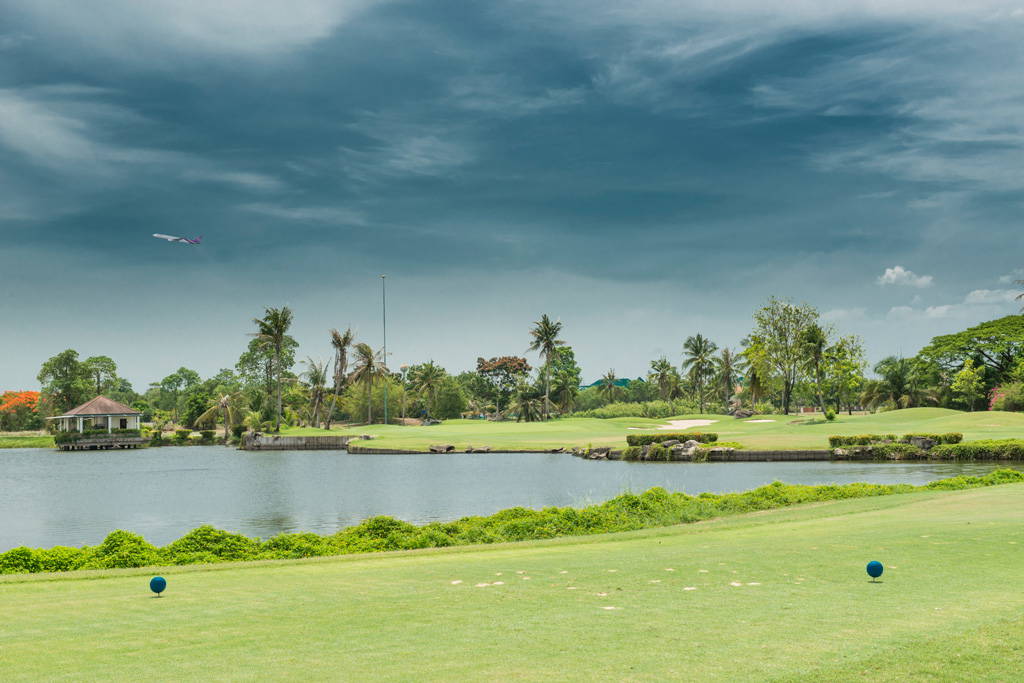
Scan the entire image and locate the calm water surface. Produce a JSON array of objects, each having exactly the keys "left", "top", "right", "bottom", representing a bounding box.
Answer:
[{"left": 1, "top": 446, "right": 1019, "bottom": 550}]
